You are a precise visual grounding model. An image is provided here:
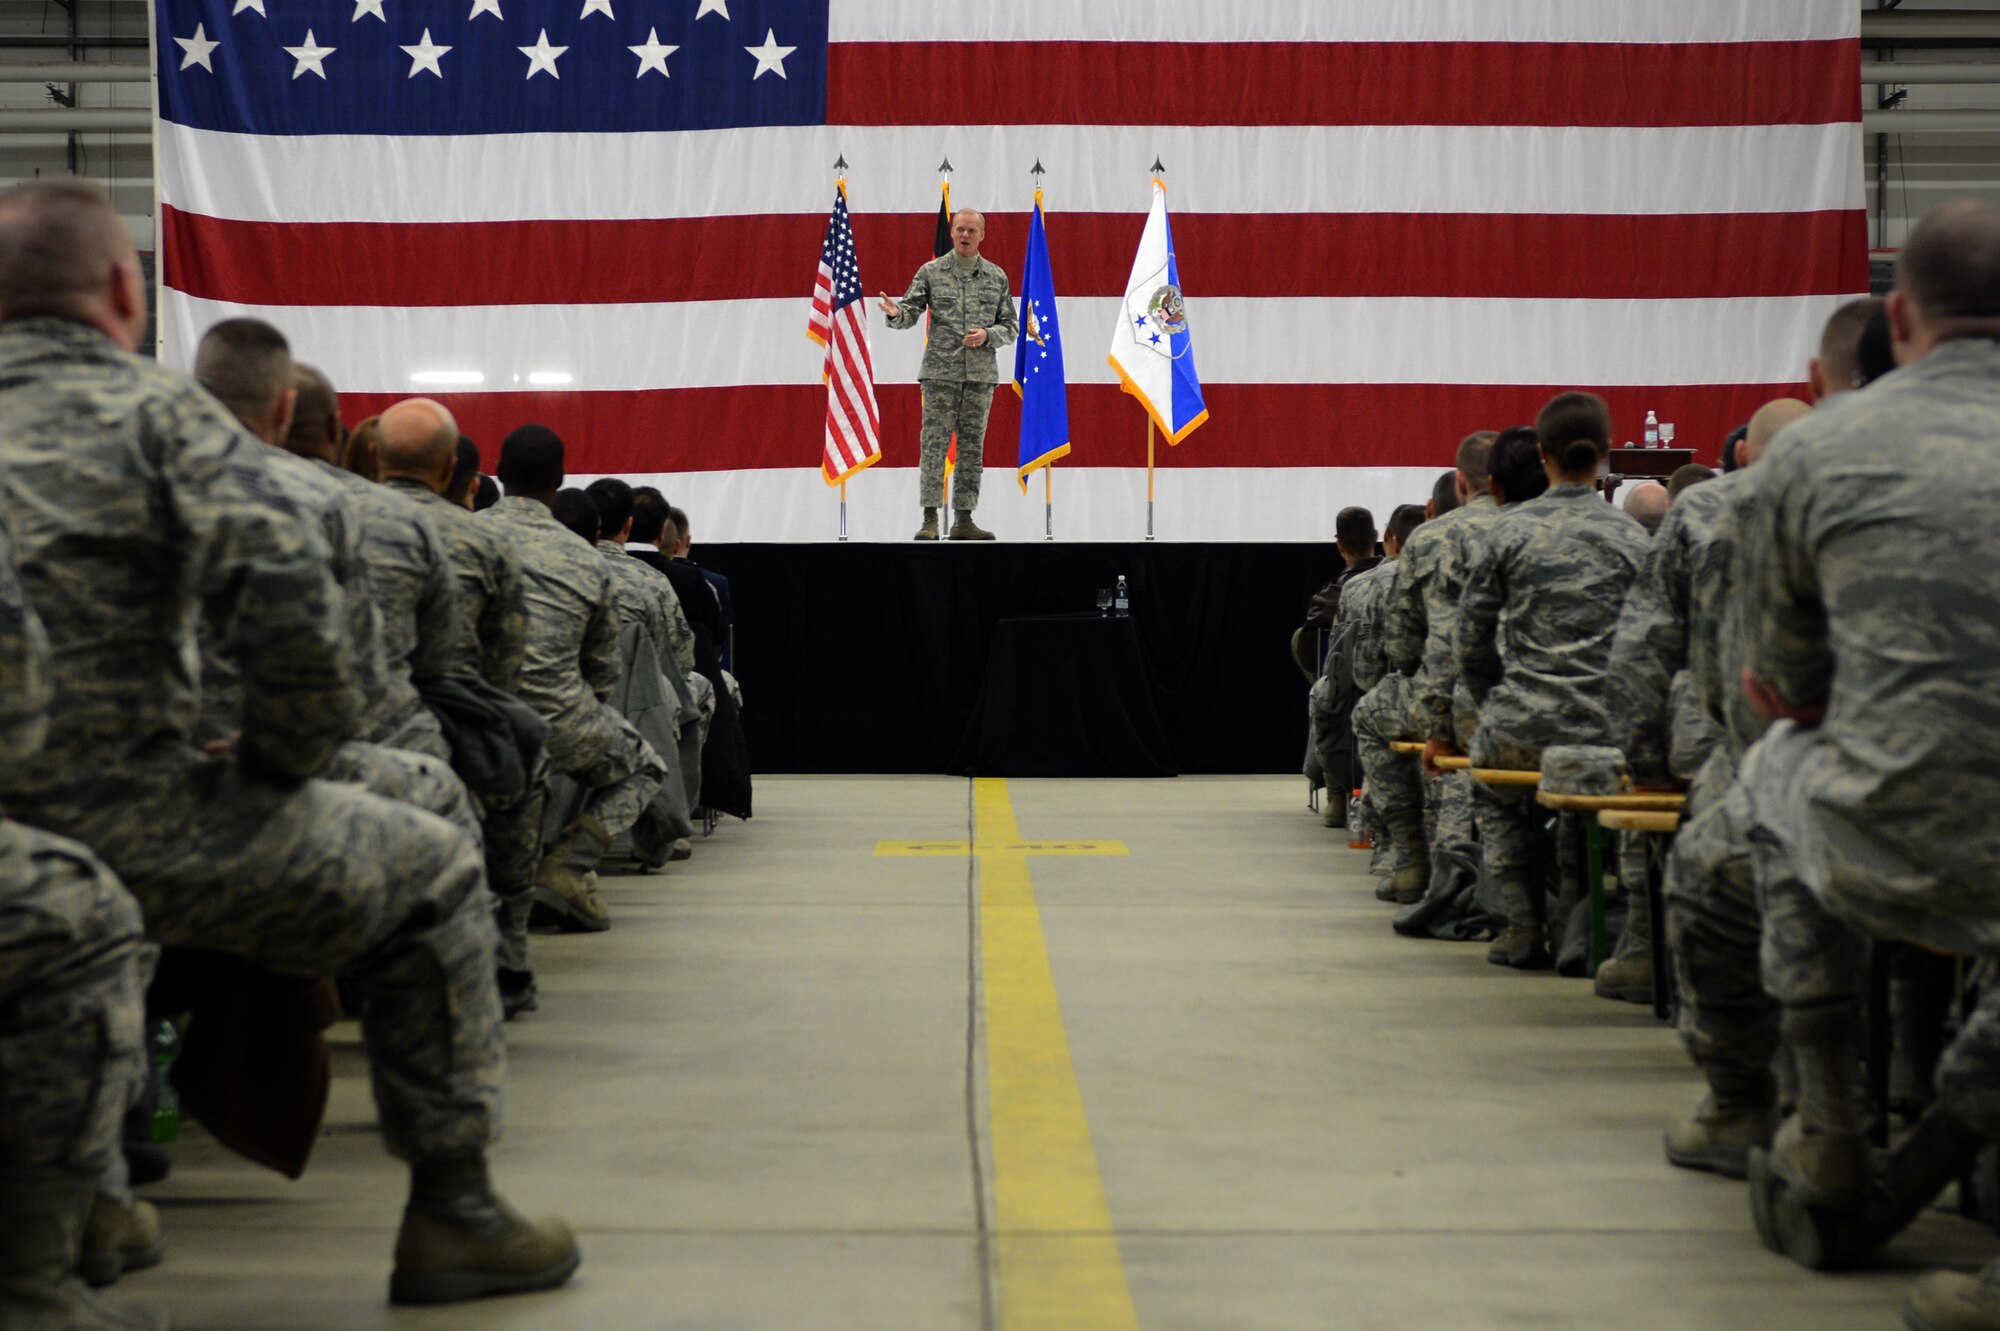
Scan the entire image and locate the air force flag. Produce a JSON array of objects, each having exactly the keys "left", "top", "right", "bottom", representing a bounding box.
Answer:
[
  {"left": 1108, "top": 179, "right": 1209, "bottom": 445},
  {"left": 1013, "top": 189, "right": 1071, "bottom": 488}
]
